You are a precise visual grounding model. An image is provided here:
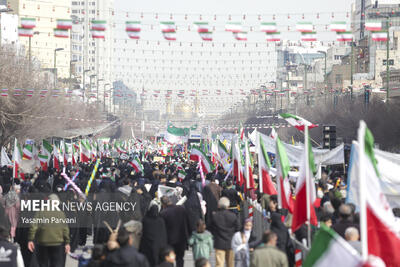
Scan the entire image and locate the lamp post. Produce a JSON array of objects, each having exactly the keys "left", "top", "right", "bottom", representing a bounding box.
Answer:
[
  {"left": 53, "top": 48, "right": 64, "bottom": 88},
  {"left": 317, "top": 50, "right": 327, "bottom": 103},
  {"left": 69, "top": 59, "right": 77, "bottom": 93},
  {"left": 103, "top": 83, "right": 110, "bottom": 111},
  {"left": 82, "top": 69, "right": 90, "bottom": 102}
]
